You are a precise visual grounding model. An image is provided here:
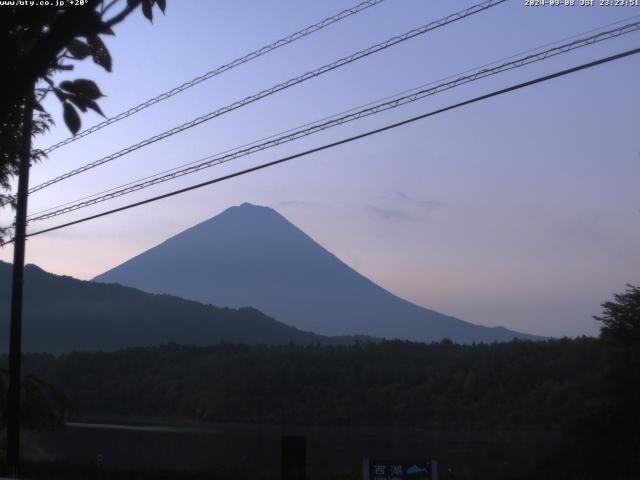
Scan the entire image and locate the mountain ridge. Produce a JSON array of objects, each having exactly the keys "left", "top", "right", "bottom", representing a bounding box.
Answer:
[
  {"left": 0, "top": 261, "right": 370, "bottom": 353},
  {"left": 94, "top": 203, "right": 542, "bottom": 343}
]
